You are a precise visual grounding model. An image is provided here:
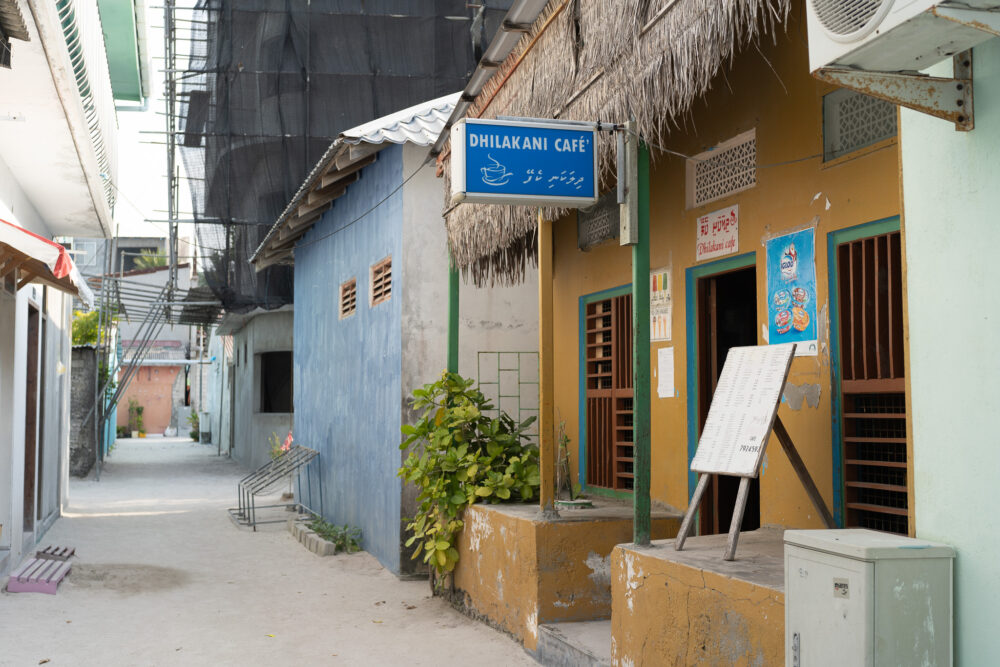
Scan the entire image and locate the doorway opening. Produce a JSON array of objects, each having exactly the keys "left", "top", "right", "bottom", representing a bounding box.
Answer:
[
  {"left": 696, "top": 266, "right": 759, "bottom": 535},
  {"left": 23, "top": 303, "right": 40, "bottom": 535}
]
